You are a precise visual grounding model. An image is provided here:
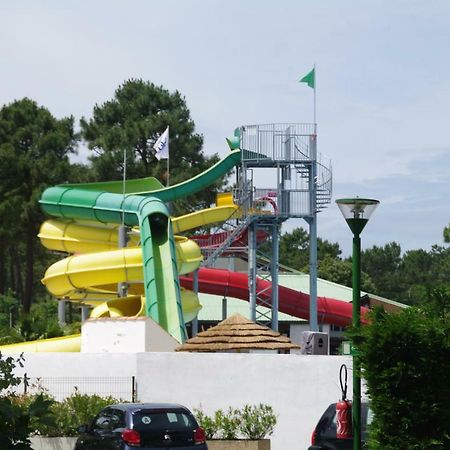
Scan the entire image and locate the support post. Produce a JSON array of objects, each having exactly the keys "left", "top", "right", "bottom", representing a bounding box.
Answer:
[
  {"left": 81, "top": 306, "right": 90, "bottom": 322},
  {"left": 58, "top": 300, "right": 66, "bottom": 326},
  {"left": 271, "top": 223, "right": 279, "bottom": 331},
  {"left": 118, "top": 225, "right": 128, "bottom": 297},
  {"left": 248, "top": 221, "right": 257, "bottom": 322},
  {"left": 308, "top": 216, "right": 318, "bottom": 331},
  {"left": 192, "top": 269, "right": 199, "bottom": 336},
  {"left": 308, "top": 134, "right": 319, "bottom": 331},
  {"left": 352, "top": 233, "right": 362, "bottom": 450}
]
